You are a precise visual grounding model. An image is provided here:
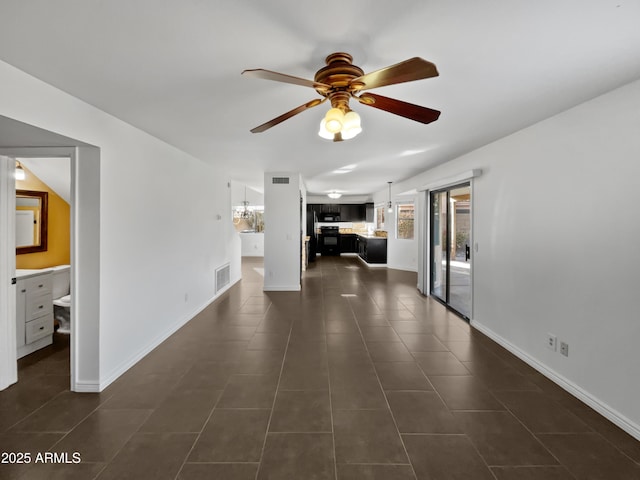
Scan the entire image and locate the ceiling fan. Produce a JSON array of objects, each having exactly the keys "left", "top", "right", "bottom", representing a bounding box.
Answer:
[{"left": 242, "top": 52, "right": 440, "bottom": 141}]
